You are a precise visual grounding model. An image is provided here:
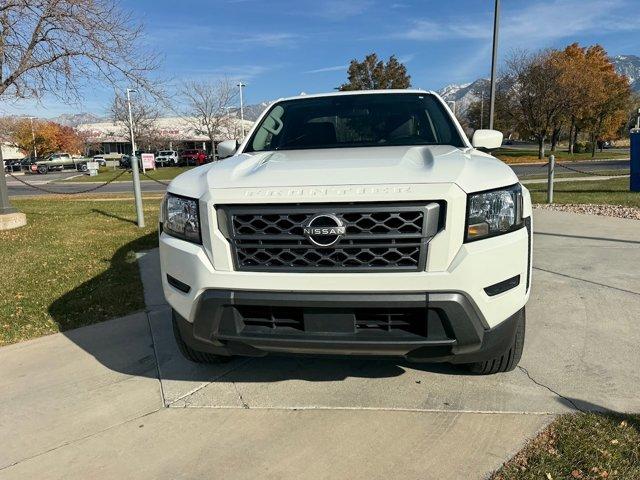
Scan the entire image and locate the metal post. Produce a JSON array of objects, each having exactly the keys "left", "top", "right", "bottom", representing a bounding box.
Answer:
[
  {"left": 480, "top": 91, "right": 484, "bottom": 130},
  {"left": 0, "top": 145, "right": 17, "bottom": 215},
  {"left": 237, "top": 82, "right": 246, "bottom": 138},
  {"left": 126, "top": 88, "right": 145, "bottom": 228},
  {"left": 489, "top": 0, "right": 500, "bottom": 130},
  {"left": 631, "top": 127, "right": 640, "bottom": 192},
  {"left": 547, "top": 154, "right": 555, "bottom": 203}
]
